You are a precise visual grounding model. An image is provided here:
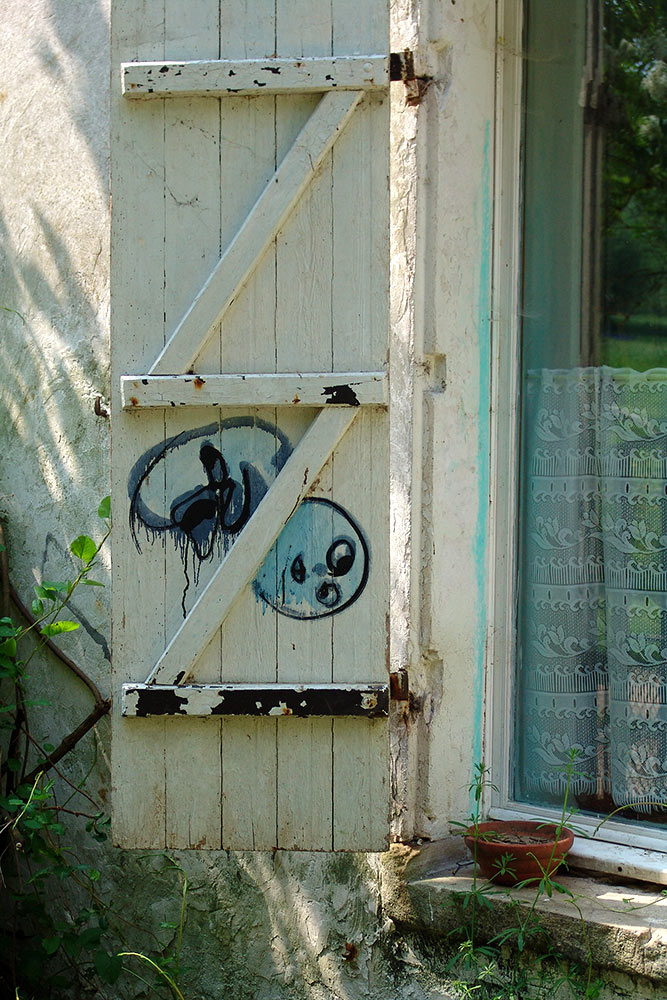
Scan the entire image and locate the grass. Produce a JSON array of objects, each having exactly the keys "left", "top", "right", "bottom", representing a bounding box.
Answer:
[{"left": 601, "top": 315, "right": 667, "bottom": 370}]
